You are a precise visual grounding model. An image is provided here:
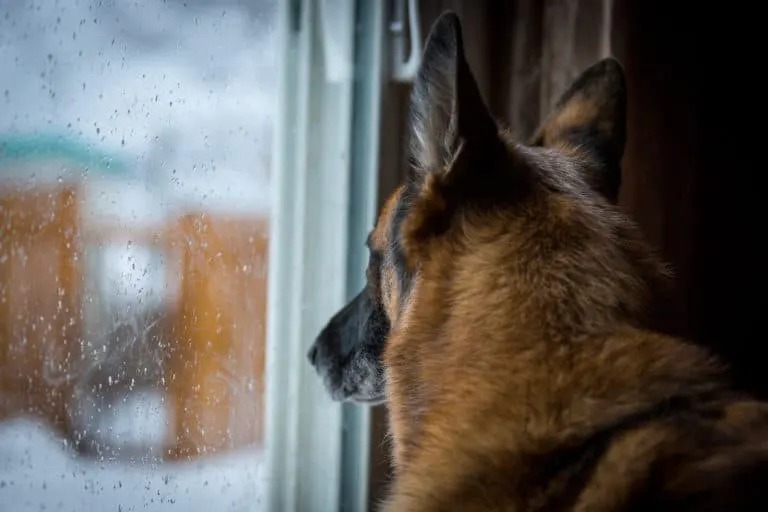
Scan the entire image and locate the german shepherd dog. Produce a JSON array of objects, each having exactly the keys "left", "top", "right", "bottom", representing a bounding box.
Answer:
[{"left": 308, "top": 12, "right": 768, "bottom": 511}]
